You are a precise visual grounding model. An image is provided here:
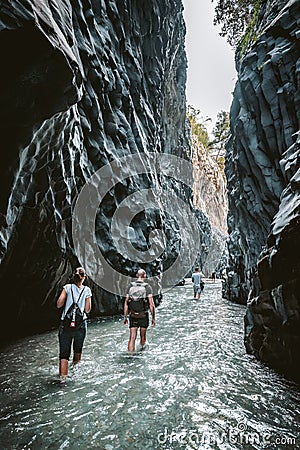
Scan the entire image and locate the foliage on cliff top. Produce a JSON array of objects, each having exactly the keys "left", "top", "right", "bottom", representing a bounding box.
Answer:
[
  {"left": 212, "top": 0, "right": 262, "bottom": 47},
  {"left": 187, "top": 105, "right": 211, "bottom": 149},
  {"left": 238, "top": 0, "right": 261, "bottom": 58},
  {"left": 187, "top": 106, "right": 229, "bottom": 171},
  {"left": 210, "top": 110, "right": 230, "bottom": 159}
]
